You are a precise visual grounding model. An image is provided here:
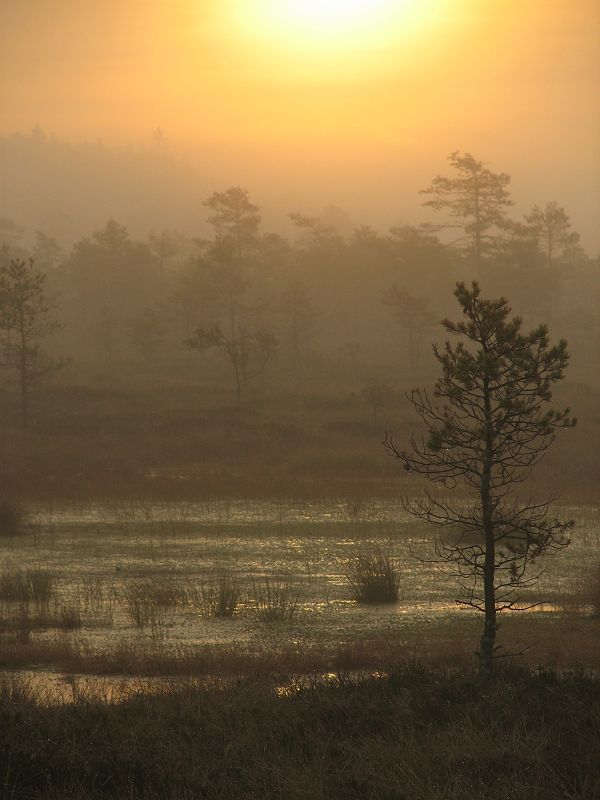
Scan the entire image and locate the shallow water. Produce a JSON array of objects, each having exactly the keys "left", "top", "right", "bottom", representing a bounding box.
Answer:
[{"left": 1, "top": 499, "right": 598, "bottom": 677}]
